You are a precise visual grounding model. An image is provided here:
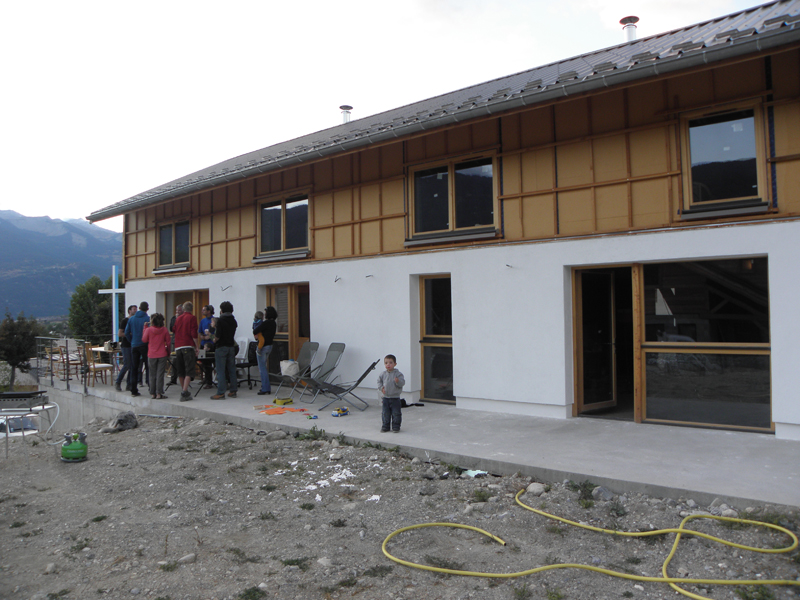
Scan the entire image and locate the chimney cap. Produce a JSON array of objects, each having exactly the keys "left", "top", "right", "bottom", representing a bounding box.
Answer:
[
  {"left": 620, "top": 16, "right": 639, "bottom": 26},
  {"left": 339, "top": 105, "right": 353, "bottom": 111}
]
